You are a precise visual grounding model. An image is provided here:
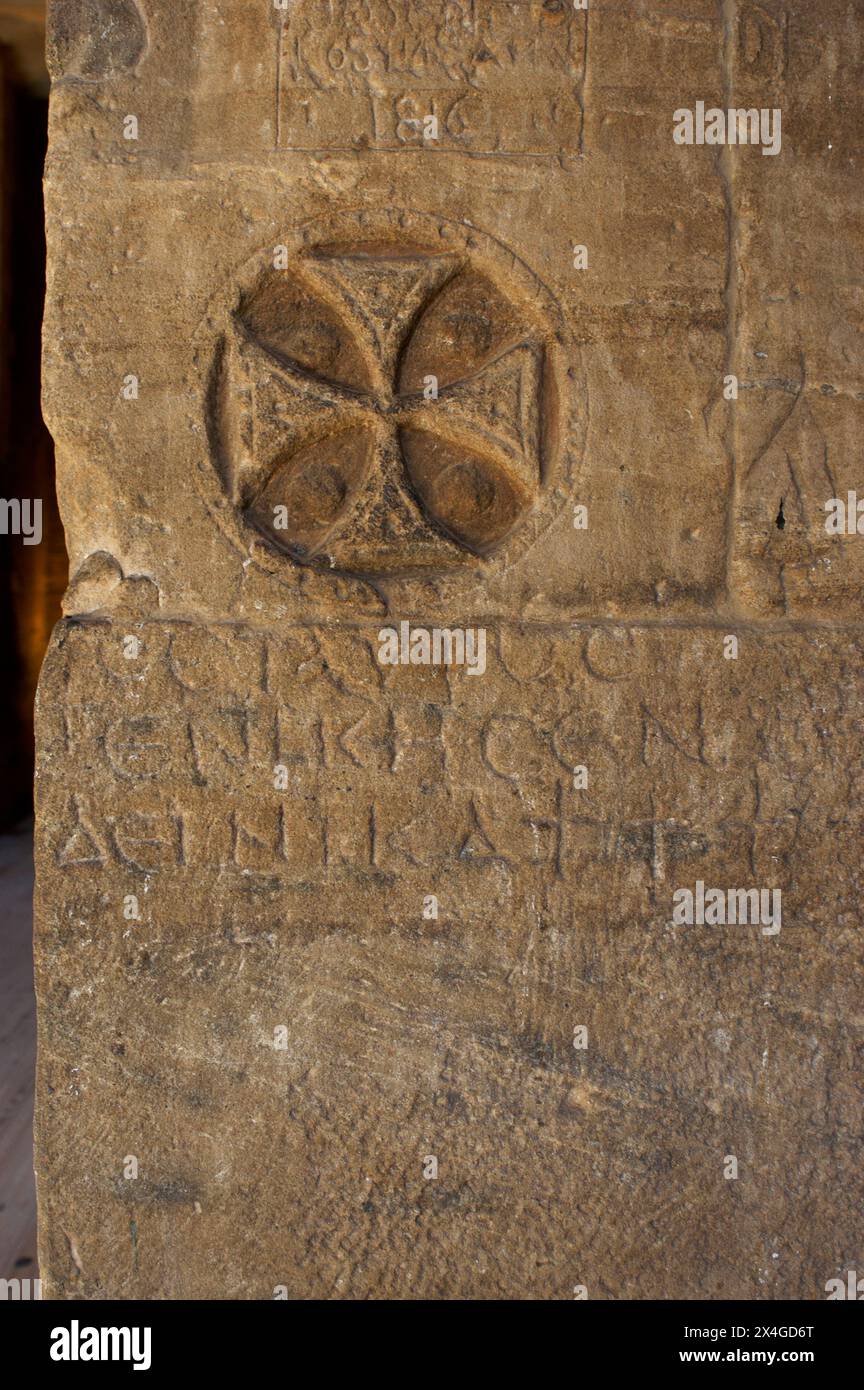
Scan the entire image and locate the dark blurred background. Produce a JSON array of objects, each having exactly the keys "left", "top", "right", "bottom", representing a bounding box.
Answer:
[
  {"left": 1, "top": 1, "right": 65, "bottom": 829},
  {"left": 0, "top": 0, "right": 65, "bottom": 1290}
]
